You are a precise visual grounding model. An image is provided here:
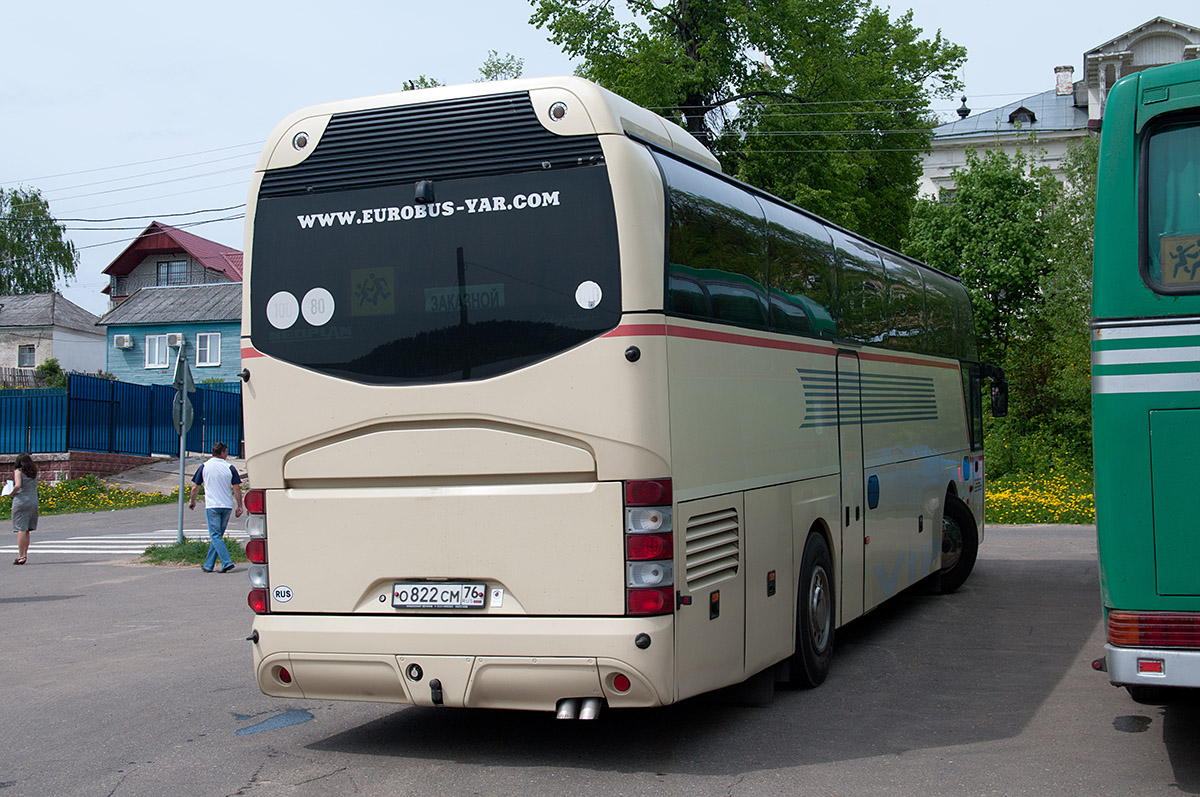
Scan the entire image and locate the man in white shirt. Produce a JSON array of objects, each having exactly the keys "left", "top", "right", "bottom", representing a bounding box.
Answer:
[{"left": 188, "top": 442, "right": 244, "bottom": 573}]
